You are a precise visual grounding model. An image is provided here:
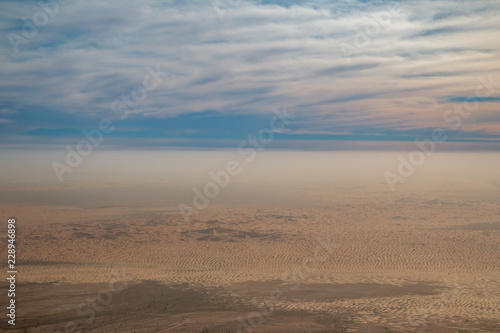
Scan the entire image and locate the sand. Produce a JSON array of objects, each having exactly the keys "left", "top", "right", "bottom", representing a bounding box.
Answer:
[{"left": 0, "top": 178, "right": 498, "bottom": 333}]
